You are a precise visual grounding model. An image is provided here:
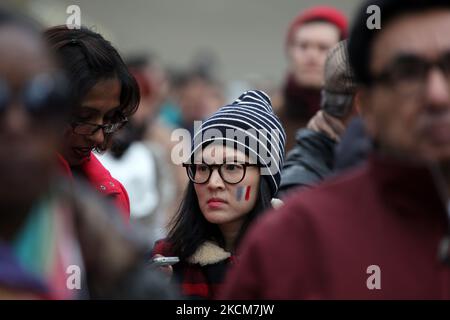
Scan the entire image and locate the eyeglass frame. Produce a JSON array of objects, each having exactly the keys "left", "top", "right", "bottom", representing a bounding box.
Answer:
[
  {"left": 70, "top": 116, "right": 128, "bottom": 136},
  {"left": 369, "top": 52, "right": 450, "bottom": 95},
  {"left": 182, "top": 162, "right": 261, "bottom": 185}
]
